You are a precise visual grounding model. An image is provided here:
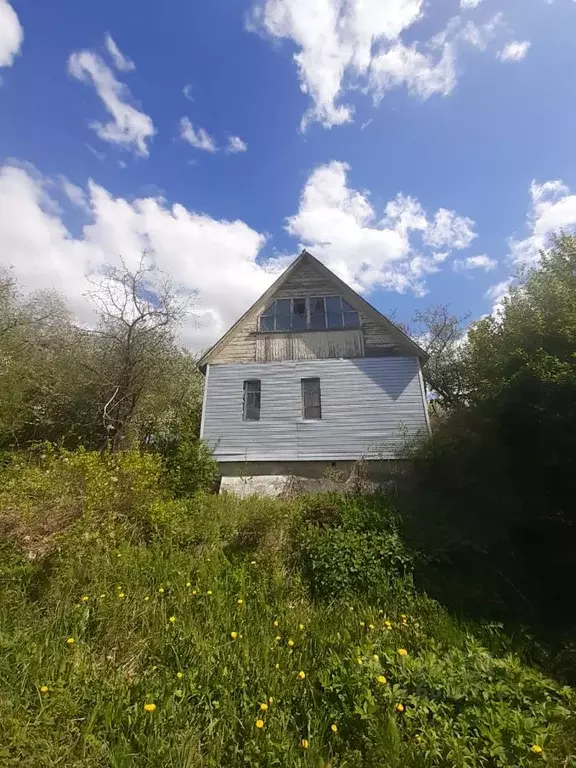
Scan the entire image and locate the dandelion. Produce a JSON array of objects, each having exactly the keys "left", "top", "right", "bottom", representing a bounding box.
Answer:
[
  {"left": 373, "top": 654, "right": 379, "bottom": 662},
  {"left": 396, "top": 703, "right": 405, "bottom": 712},
  {"left": 397, "top": 648, "right": 408, "bottom": 657},
  {"left": 260, "top": 703, "right": 268, "bottom": 712},
  {"left": 288, "top": 639, "right": 295, "bottom": 648},
  {"left": 207, "top": 590, "right": 213, "bottom": 596},
  {"left": 80, "top": 595, "right": 89, "bottom": 603},
  {"left": 300, "top": 739, "right": 309, "bottom": 749},
  {"left": 273, "top": 620, "right": 279, "bottom": 627},
  {"left": 378, "top": 609, "right": 384, "bottom": 614},
  {"left": 357, "top": 657, "right": 363, "bottom": 665},
  {"left": 117, "top": 553, "right": 122, "bottom": 558},
  {"left": 250, "top": 560, "right": 257, "bottom": 566},
  {"left": 360, "top": 621, "right": 365, "bottom": 627},
  {"left": 275, "top": 635, "right": 281, "bottom": 642},
  {"left": 401, "top": 614, "right": 407, "bottom": 619},
  {"left": 40, "top": 686, "right": 49, "bottom": 694},
  {"left": 66, "top": 637, "right": 75, "bottom": 645},
  {"left": 186, "top": 582, "right": 191, "bottom": 588},
  {"left": 176, "top": 672, "right": 183, "bottom": 679},
  {"left": 331, "top": 723, "right": 338, "bottom": 733},
  {"left": 118, "top": 592, "right": 125, "bottom": 599},
  {"left": 299, "top": 623, "right": 305, "bottom": 630},
  {"left": 192, "top": 590, "right": 197, "bottom": 596},
  {"left": 297, "top": 670, "right": 306, "bottom": 680},
  {"left": 169, "top": 616, "right": 176, "bottom": 623},
  {"left": 385, "top": 620, "right": 392, "bottom": 629},
  {"left": 268, "top": 696, "right": 274, "bottom": 704},
  {"left": 158, "top": 587, "right": 165, "bottom": 594},
  {"left": 369, "top": 624, "right": 375, "bottom": 630},
  {"left": 256, "top": 719, "right": 264, "bottom": 729},
  {"left": 144, "top": 703, "right": 156, "bottom": 713},
  {"left": 144, "top": 596, "right": 150, "bottom": 602},
  {"left": 237, "top": 599, "right": 244, "bottom": 605},
  {"left": 100, "top": 594, "right": 106, "bottom": 599},
  {"left": 377, "top": 675, "right": 387, "bottom": 685},
  {"left": 531, "top": 745, "right": 543, "bottom": 754},
  {"left": 231, "top": 631, "right": 238, "bottom": 639},
  {"left": 275, "top": 663, "right": 280, "bottom": 669}
]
